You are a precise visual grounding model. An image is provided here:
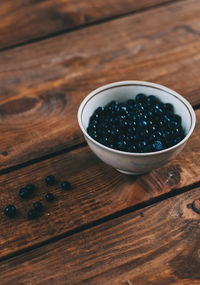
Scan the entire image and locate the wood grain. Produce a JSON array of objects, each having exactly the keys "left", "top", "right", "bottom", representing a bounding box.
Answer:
[
  {"left": 0, "top": 0, "right": 200, "bottom": 170},
  {"left": 0, "top": 109, "right": 199, "bottom": 260},
  {"left": 0, "top": 187, "right": 199, "bottom": 284},
  {"left": 0, "top": 0, "right": 173, "bottom": 50}
]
